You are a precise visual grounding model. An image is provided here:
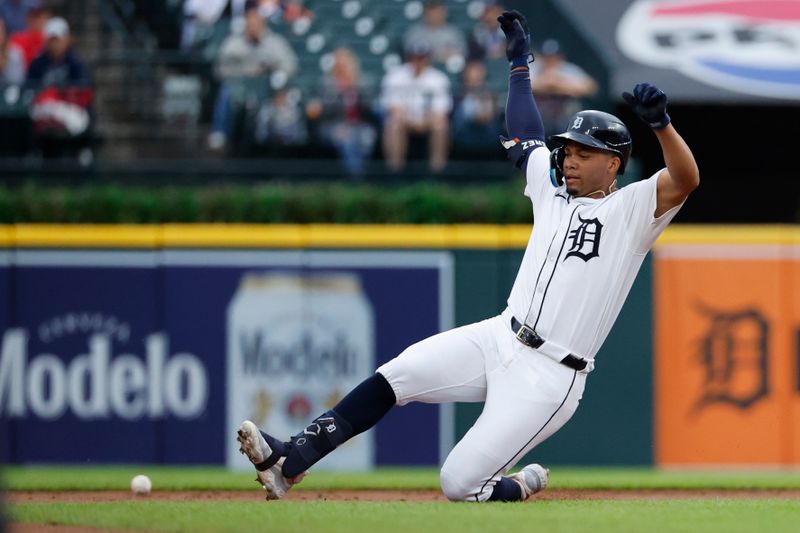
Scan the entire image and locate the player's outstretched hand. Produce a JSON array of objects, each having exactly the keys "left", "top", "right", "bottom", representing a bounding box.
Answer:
[
  {"left": 622, "top": 83, "right": 671, "bottom": 129},
  {"left": 497, "top": 10, "right": 531, "bottom": 62}
]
